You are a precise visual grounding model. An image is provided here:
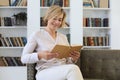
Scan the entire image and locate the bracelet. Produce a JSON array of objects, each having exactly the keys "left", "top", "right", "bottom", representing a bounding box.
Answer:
[{"left": 71, "top": 57, "right": 77, "bottom": 63}]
